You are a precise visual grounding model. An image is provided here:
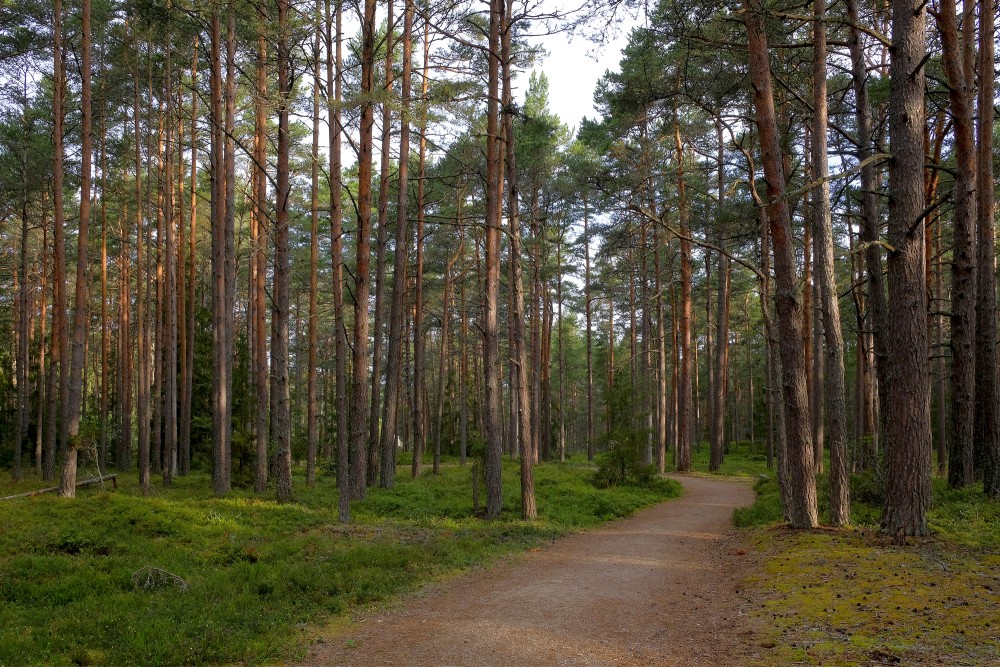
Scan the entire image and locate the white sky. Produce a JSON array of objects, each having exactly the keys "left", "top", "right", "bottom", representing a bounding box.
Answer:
[{"left": 520, "top": 24, "right": 635, "bottom": 133}]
